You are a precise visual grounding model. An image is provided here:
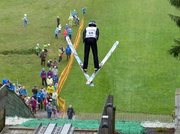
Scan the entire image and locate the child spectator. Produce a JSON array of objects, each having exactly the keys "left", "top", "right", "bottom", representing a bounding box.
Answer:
[
  {"left": 44, "top": 98, "right": 48, "bottom": 111},
  {"left": 82, "top": 7, "right": 86, "bottom": 15},
  {"left": 30, "top": 96, "right": 37, "bottom": 114},
  {"left": 58, "top": 47, "right": 63, "bottom": 62},
  {"left": 22, "top": 14, "right": 28, "bottom": 27},
  {"left": 66, "top": 24, "right": 69, "bottom": 30},
  {"left": 54, "top": 83, "right": 58, "bottom": 91},
  {"left": 68, "top": 29, "right": 73, "bottom": 40},
  {"left": 55, "top": 28, "right": 59, "bottom": 39},
  {"left": 17, "top": 84, "right": 22, "bottom": 94},
  {"left": 36, "top": 44, "right": 40, "bottom": 56},
  {"left": 58, "top": 24, "right": 61, "bottom": 34},
  {"left": 64, "top": 29, "right": 68, "bottom": 40},
  {"left": 53, "top": 106, "right": 59, "bottom": 118},
  {"left": 43, "top": 43, "right": 48, "bottom": 52},
  {"left": 75, "top": 16, "right": 79, "bottom": 26}
]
